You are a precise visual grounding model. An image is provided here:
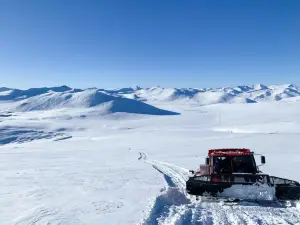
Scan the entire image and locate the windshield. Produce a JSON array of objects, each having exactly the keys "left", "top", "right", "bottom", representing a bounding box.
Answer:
[
  {"left": 213, "top": 156, "right": 256, "bottom": 174},
  {"left": 231, "top": 156, "right": 256, "bottom": 173}
]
